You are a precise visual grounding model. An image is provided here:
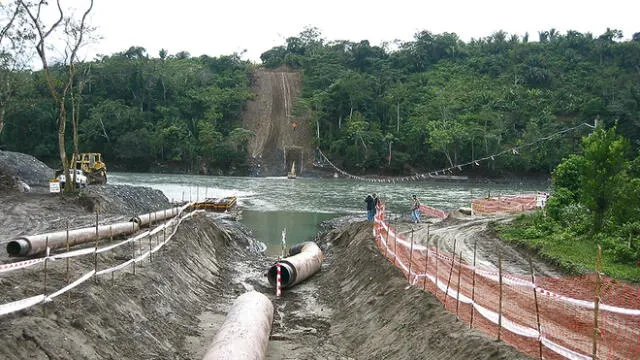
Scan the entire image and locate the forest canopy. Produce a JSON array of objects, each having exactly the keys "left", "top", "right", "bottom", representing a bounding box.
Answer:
[{"left": 1, "top": 22, "right": 639, "bottom": 176}]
